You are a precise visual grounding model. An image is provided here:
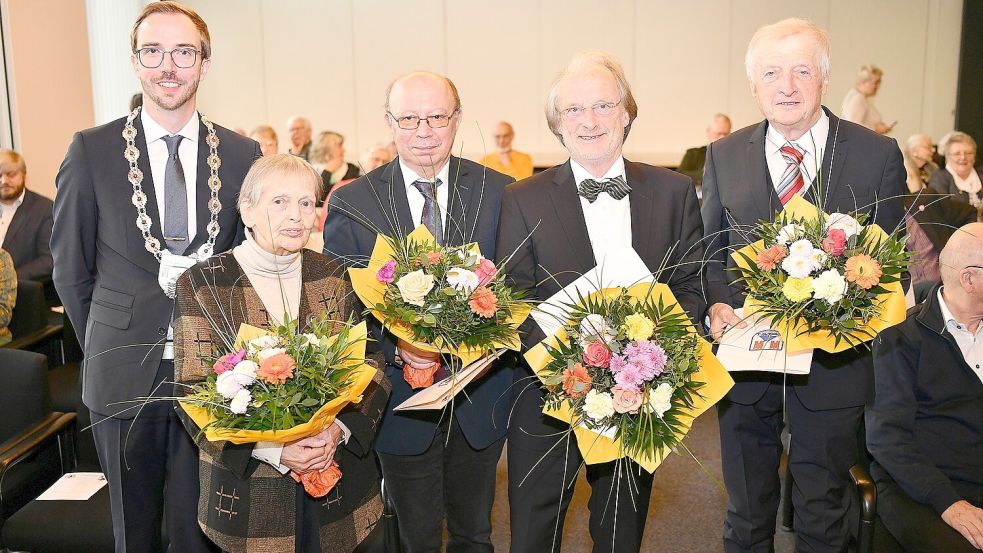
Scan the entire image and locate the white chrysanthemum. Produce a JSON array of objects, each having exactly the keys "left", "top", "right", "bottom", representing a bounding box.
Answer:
[
  {"left": 781, "top": 255, "right": 815, "bottom": 279},
  {"left": 812, "top": 269, "right": 847, "bottom": 304},
  {"left": 789, "top": 239, "right": 815, "bottom": 258},
  {"left": 446, "top": 267, "right": 480, "bottom": 294},
  {"left": 776, "top": 223, "right": 803, "bottom": 245},
  {"left": 583, "top": 389, "right": 616, "bottom": 421},
  {"left": 810, "top": 249, "right": 828, "bottom": 270},
  {"left": 216, "top": 370, "right": 249, "bottom": 399},
  {"left": 645, "top": 383, "right": 674, "bottom": 418},
  {"left": 229, "top": 388, "right": 252, "bottom": 414},
  {"left": 826, "top": 213, "right": 861, "bottom": 238},
  {"left": 256, "top": 347, "right": 285, "bottom": 363},
  {"left": 232, "top": 360, "right": 258, "bottom": 384}
]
